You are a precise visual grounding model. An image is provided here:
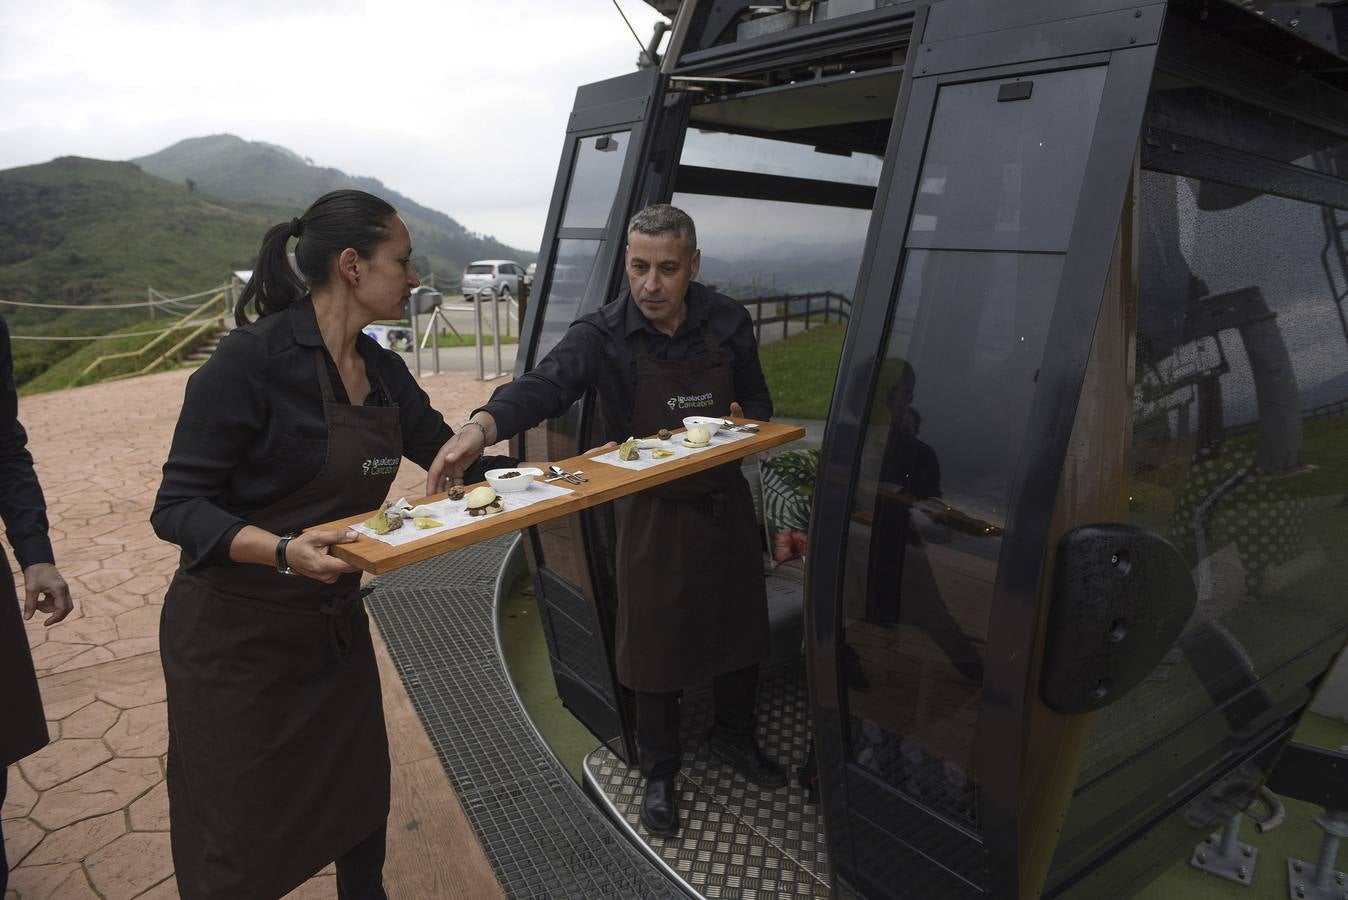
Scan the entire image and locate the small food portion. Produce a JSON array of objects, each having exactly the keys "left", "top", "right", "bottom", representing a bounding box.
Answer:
[
  {"left": 412, "top": 516, "right": 443, "bottom": 530},
  {"left": 465, "top": 486, "right": 505, "bottom": 517},
  {"left": 498, "top": 471, "right": 521, "bottom": 479},
  {"left": 682, "top": 425, "right": 712, "bottom": 448},
  {"left": 635, "top": 438, "right": 665, "bottom": 449},
  {"left": 652, "top": 448, "right": 675, "bottom": 459},
  {"left": 618, "top": 437, "right": 640, "bottom": 461},
  {"left": 406, "top": 504, "right": 438, "bottom": 517},
  {"left": 657, "top": 428, "right": 672, "bottom": 441},
  {"left": 363, "top": 502, "right": 405, "bottom": 535},
  {"left": 446, "top": 486, "right": 466, "bottom": 501}
]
